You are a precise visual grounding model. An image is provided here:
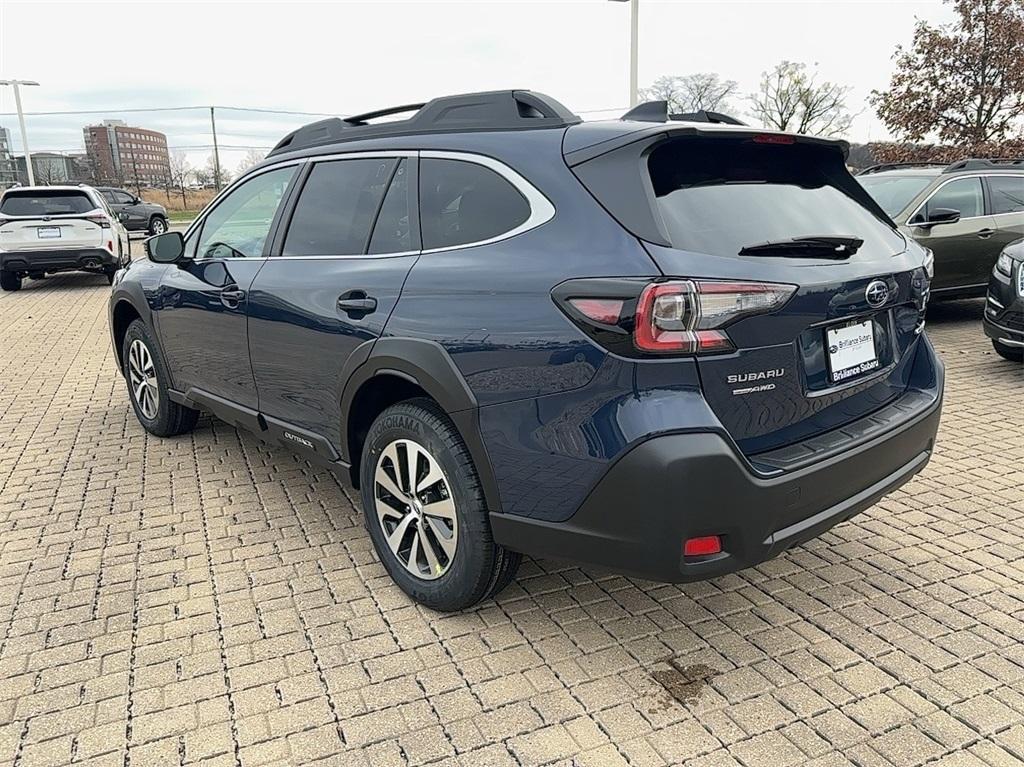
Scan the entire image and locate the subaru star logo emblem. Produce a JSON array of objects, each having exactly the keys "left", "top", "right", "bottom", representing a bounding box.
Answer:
[{"left": 865, "top": 280, "right": 889, "bottom": 308}]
